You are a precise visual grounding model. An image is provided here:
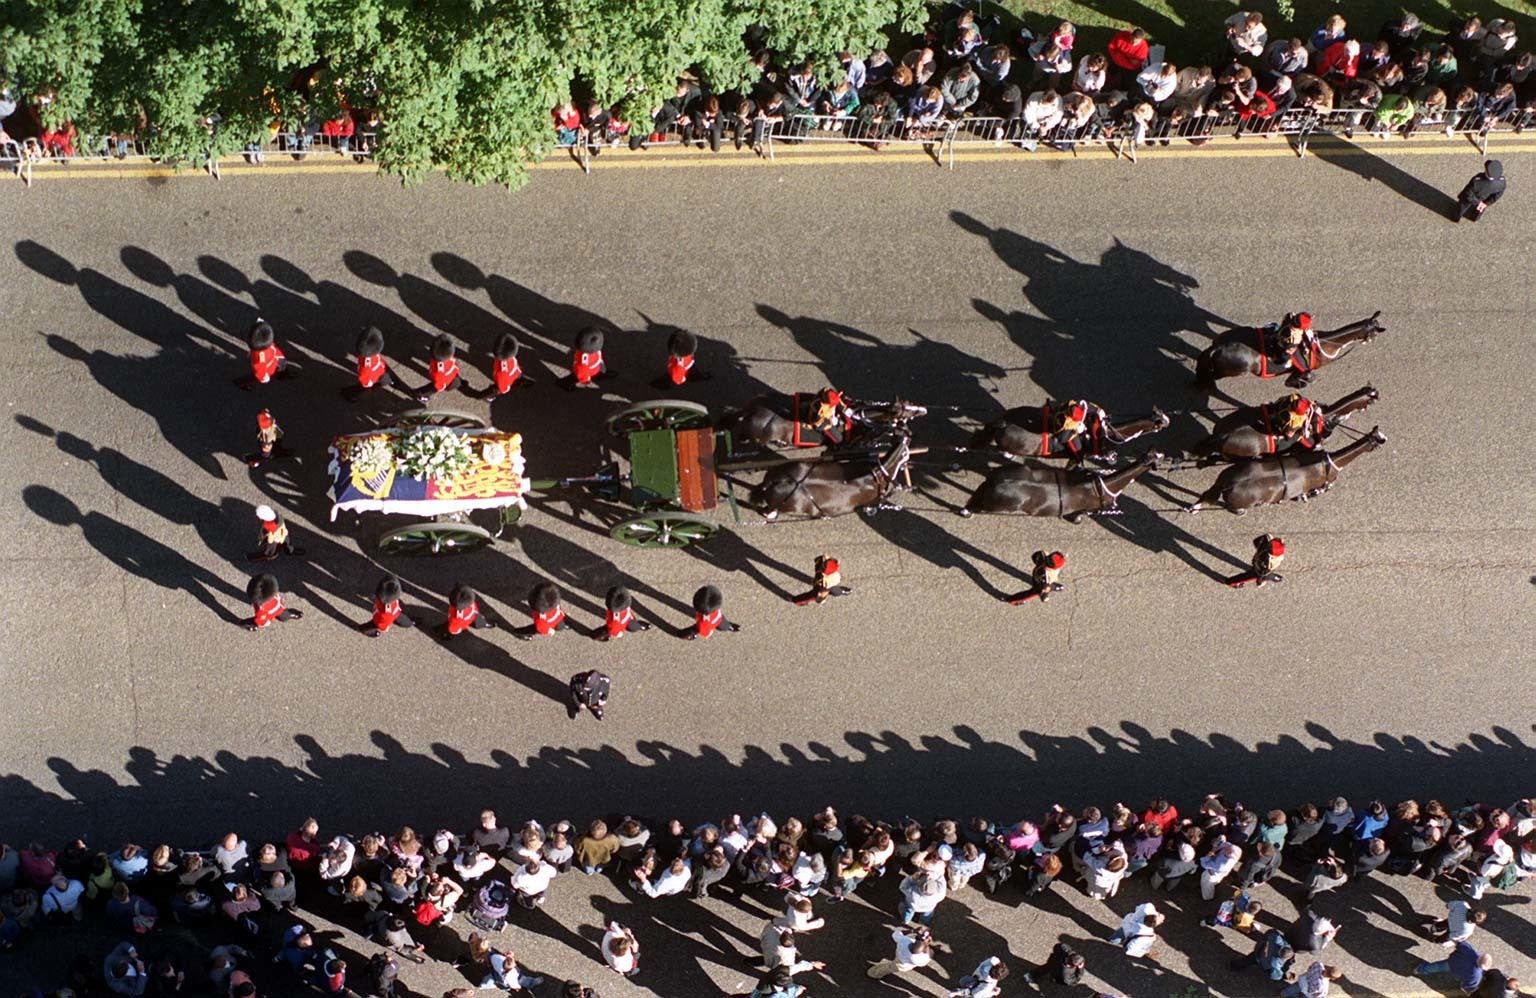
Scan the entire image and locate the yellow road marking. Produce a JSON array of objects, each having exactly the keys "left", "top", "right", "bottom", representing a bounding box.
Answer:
[{"left": 13, "top": 137, "right": 1535, "bottom": 181}]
